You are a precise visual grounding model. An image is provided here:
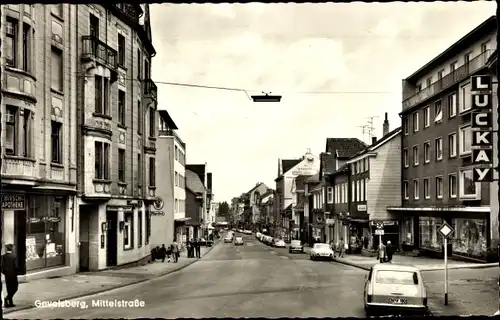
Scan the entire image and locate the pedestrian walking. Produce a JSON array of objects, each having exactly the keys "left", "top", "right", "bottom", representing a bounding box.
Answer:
[
  {"left": 377, "top": 241, "right": 387, "bottom": 263},
  {"left": 338, "top": 238, "right": 345, "bottom": 258},
  {"left": 2, "top": 244, "right": 18, "bottom": 308},
  {"left": 159, "top": 244, "right": 167, "bottom": 262},
  {"left": 386, "top": 240, "right": 393, "bottom": 262},
  {"left": 171, "top": 241, "right": 179, "bottom": 263},
  {"left": 186, "top": 240, "right": 192, "bottom": 258},
  {"left": 166, "top": 245, "right": 172, "bottom": 263},
  {"left": 195, "top": 238, "right": 201, "bottom": 258}
]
